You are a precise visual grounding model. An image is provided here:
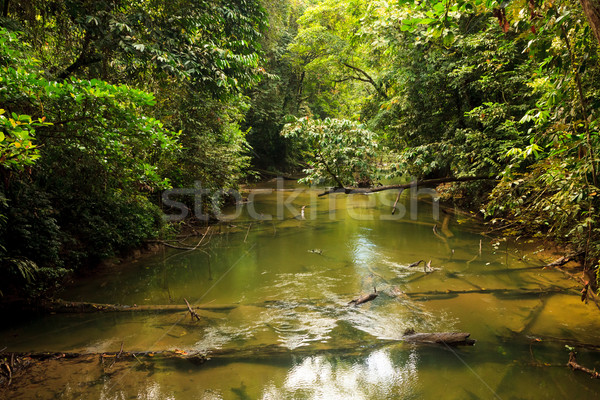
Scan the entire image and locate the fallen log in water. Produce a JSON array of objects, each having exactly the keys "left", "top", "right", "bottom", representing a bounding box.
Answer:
[
  {"left": 404, "top": 286, "right": 578, "bottom": 300},
  {"left": 35, "top": 299, "right": 237, "bottom": 314},
  {"left": 348, "top": 287, "right": 378, "bottom": 306},
  {"left": 8, "top": 285, "right": 578, "bottom": 317},
  {"left": 402, "top": 329, "right": 475, "bottom": 346},
  {"left": 0, "top": 329, "right": 476, "bottom": 366},
  {"left": 0, "top": 330, "right": 480, "bottom": 386}
]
